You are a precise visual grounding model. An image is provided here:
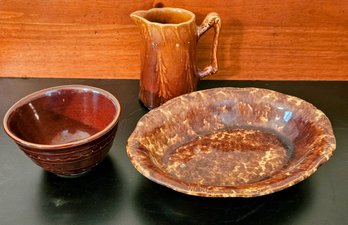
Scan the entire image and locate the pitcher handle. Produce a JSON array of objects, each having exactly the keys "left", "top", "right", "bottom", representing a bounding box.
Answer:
[{"left": 197, "top": 12, "right": 221, "bottom": 78}]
